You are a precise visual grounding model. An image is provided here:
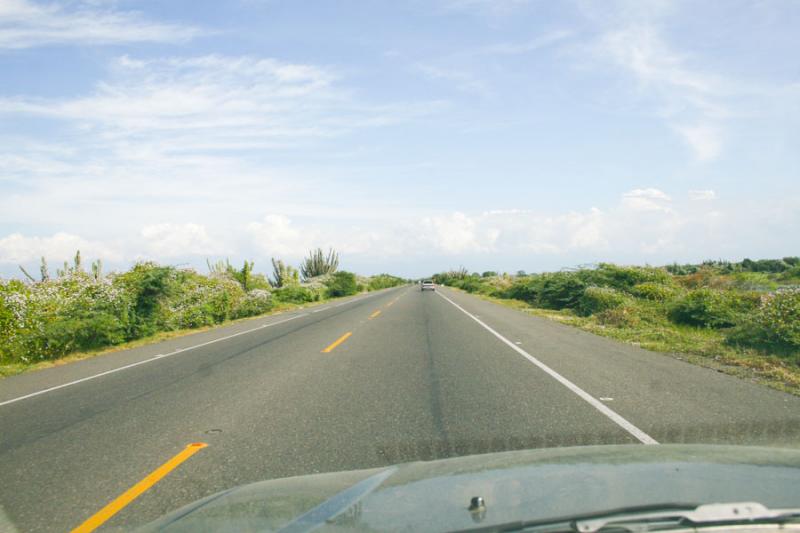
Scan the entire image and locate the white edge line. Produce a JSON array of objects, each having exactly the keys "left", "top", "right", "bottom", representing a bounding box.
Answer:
[
  {"left": 0, "top": 314, "right": 306, "bottom": 408},
  {"left": 0, "top": 288, "right": 399, "bottom": 408},
  {"left": 436, "top": 290, "right": 658, "bottom": 445}
]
